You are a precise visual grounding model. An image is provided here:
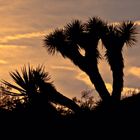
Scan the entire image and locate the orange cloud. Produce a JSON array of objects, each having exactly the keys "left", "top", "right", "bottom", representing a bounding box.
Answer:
[
  {"left": 51, "top": 65, "right": 75, "bottom": 71},
  {"left": 110, "top": 20, "right": 140, "bottom": 26},
  {"left": 76, "top": 72, "right": 92, "bottom": 87},
  {"left": 135, "top": 20, "right": 140, "bottom": 25},
  {"left": 128, "top": 67, "right": 140, "bottom": 77},
  {"left": 0, "top": 45, "right": 27, "bottom": 49},
  {"left": 0, "top": 59, "right": 8, "bottom": 64},
  {"left": 0, "top": 30, "right": 52, "bottom": 43}
]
